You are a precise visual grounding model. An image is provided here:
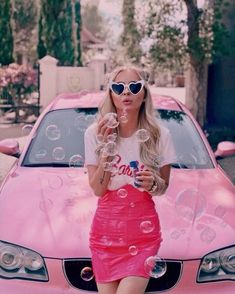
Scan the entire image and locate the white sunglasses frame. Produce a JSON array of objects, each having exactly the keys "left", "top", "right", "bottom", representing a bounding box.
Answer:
[{"left": 109, "top": 79, "right": 145, "bottom": 95}]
